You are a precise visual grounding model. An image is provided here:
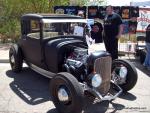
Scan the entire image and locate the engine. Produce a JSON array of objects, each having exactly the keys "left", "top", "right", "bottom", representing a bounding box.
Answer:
[{"left": 64, "top": 48, "right": 88, "bottom": 82}]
